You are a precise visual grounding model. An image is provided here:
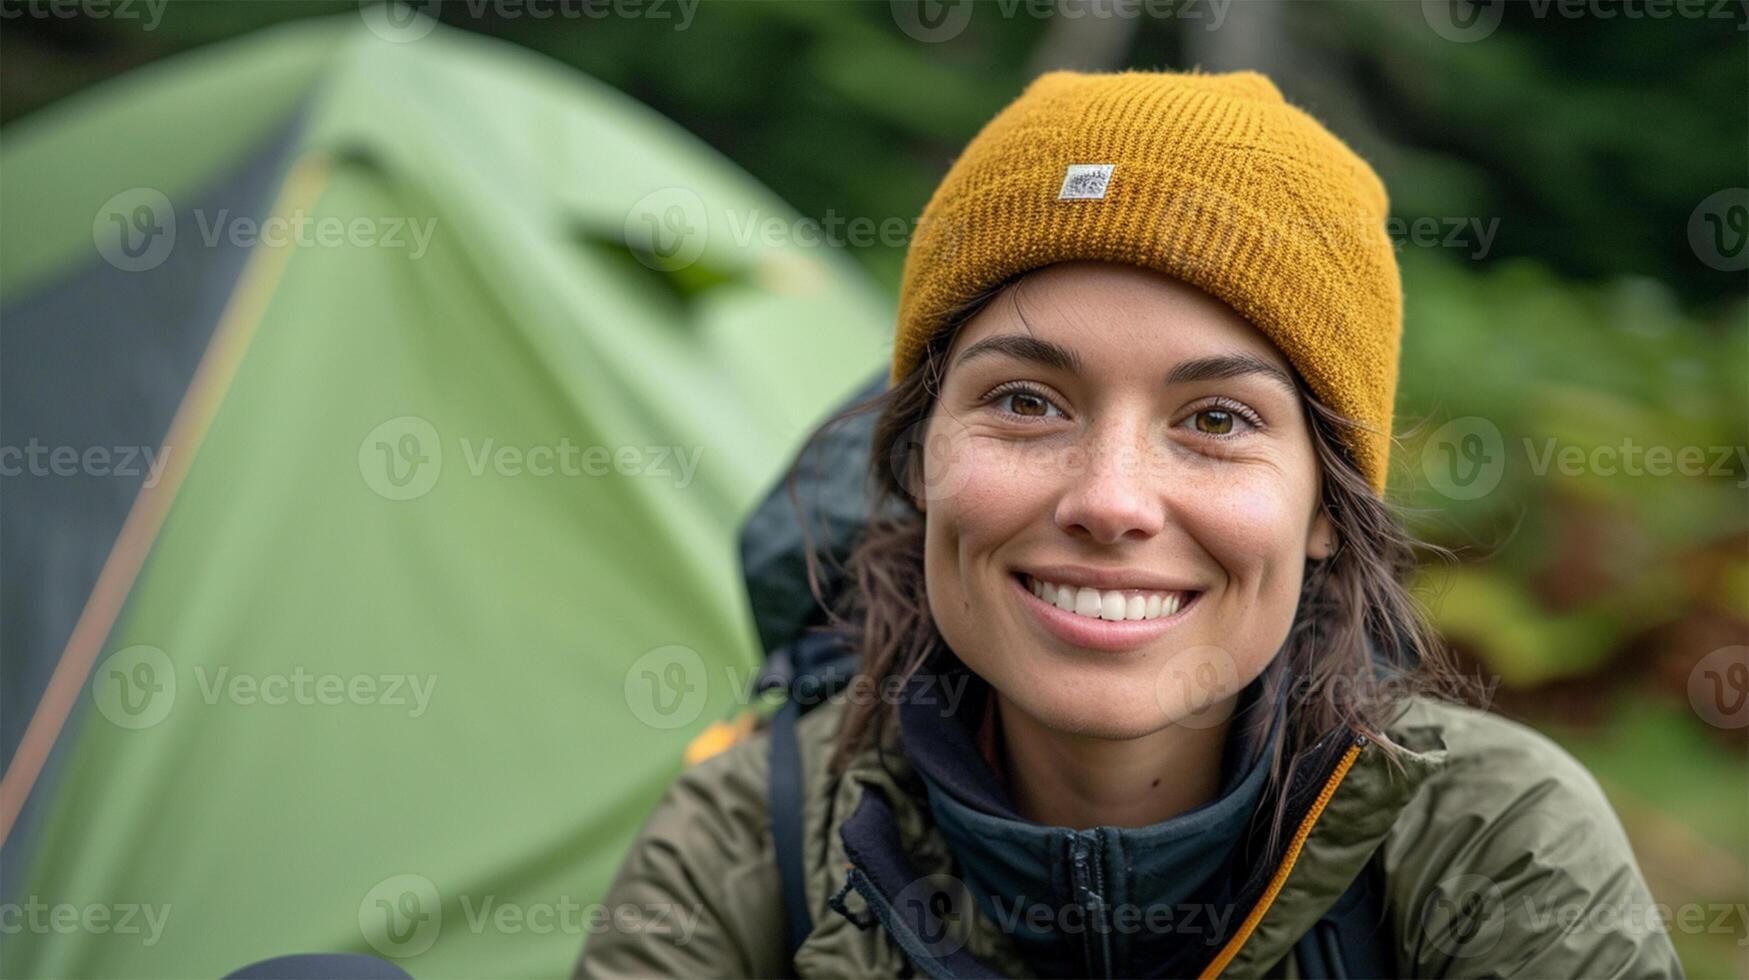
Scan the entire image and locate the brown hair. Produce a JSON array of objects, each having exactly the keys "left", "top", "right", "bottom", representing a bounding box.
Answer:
[{"left": 790, "top": 274, "right": 1473, "bottom": 842}]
